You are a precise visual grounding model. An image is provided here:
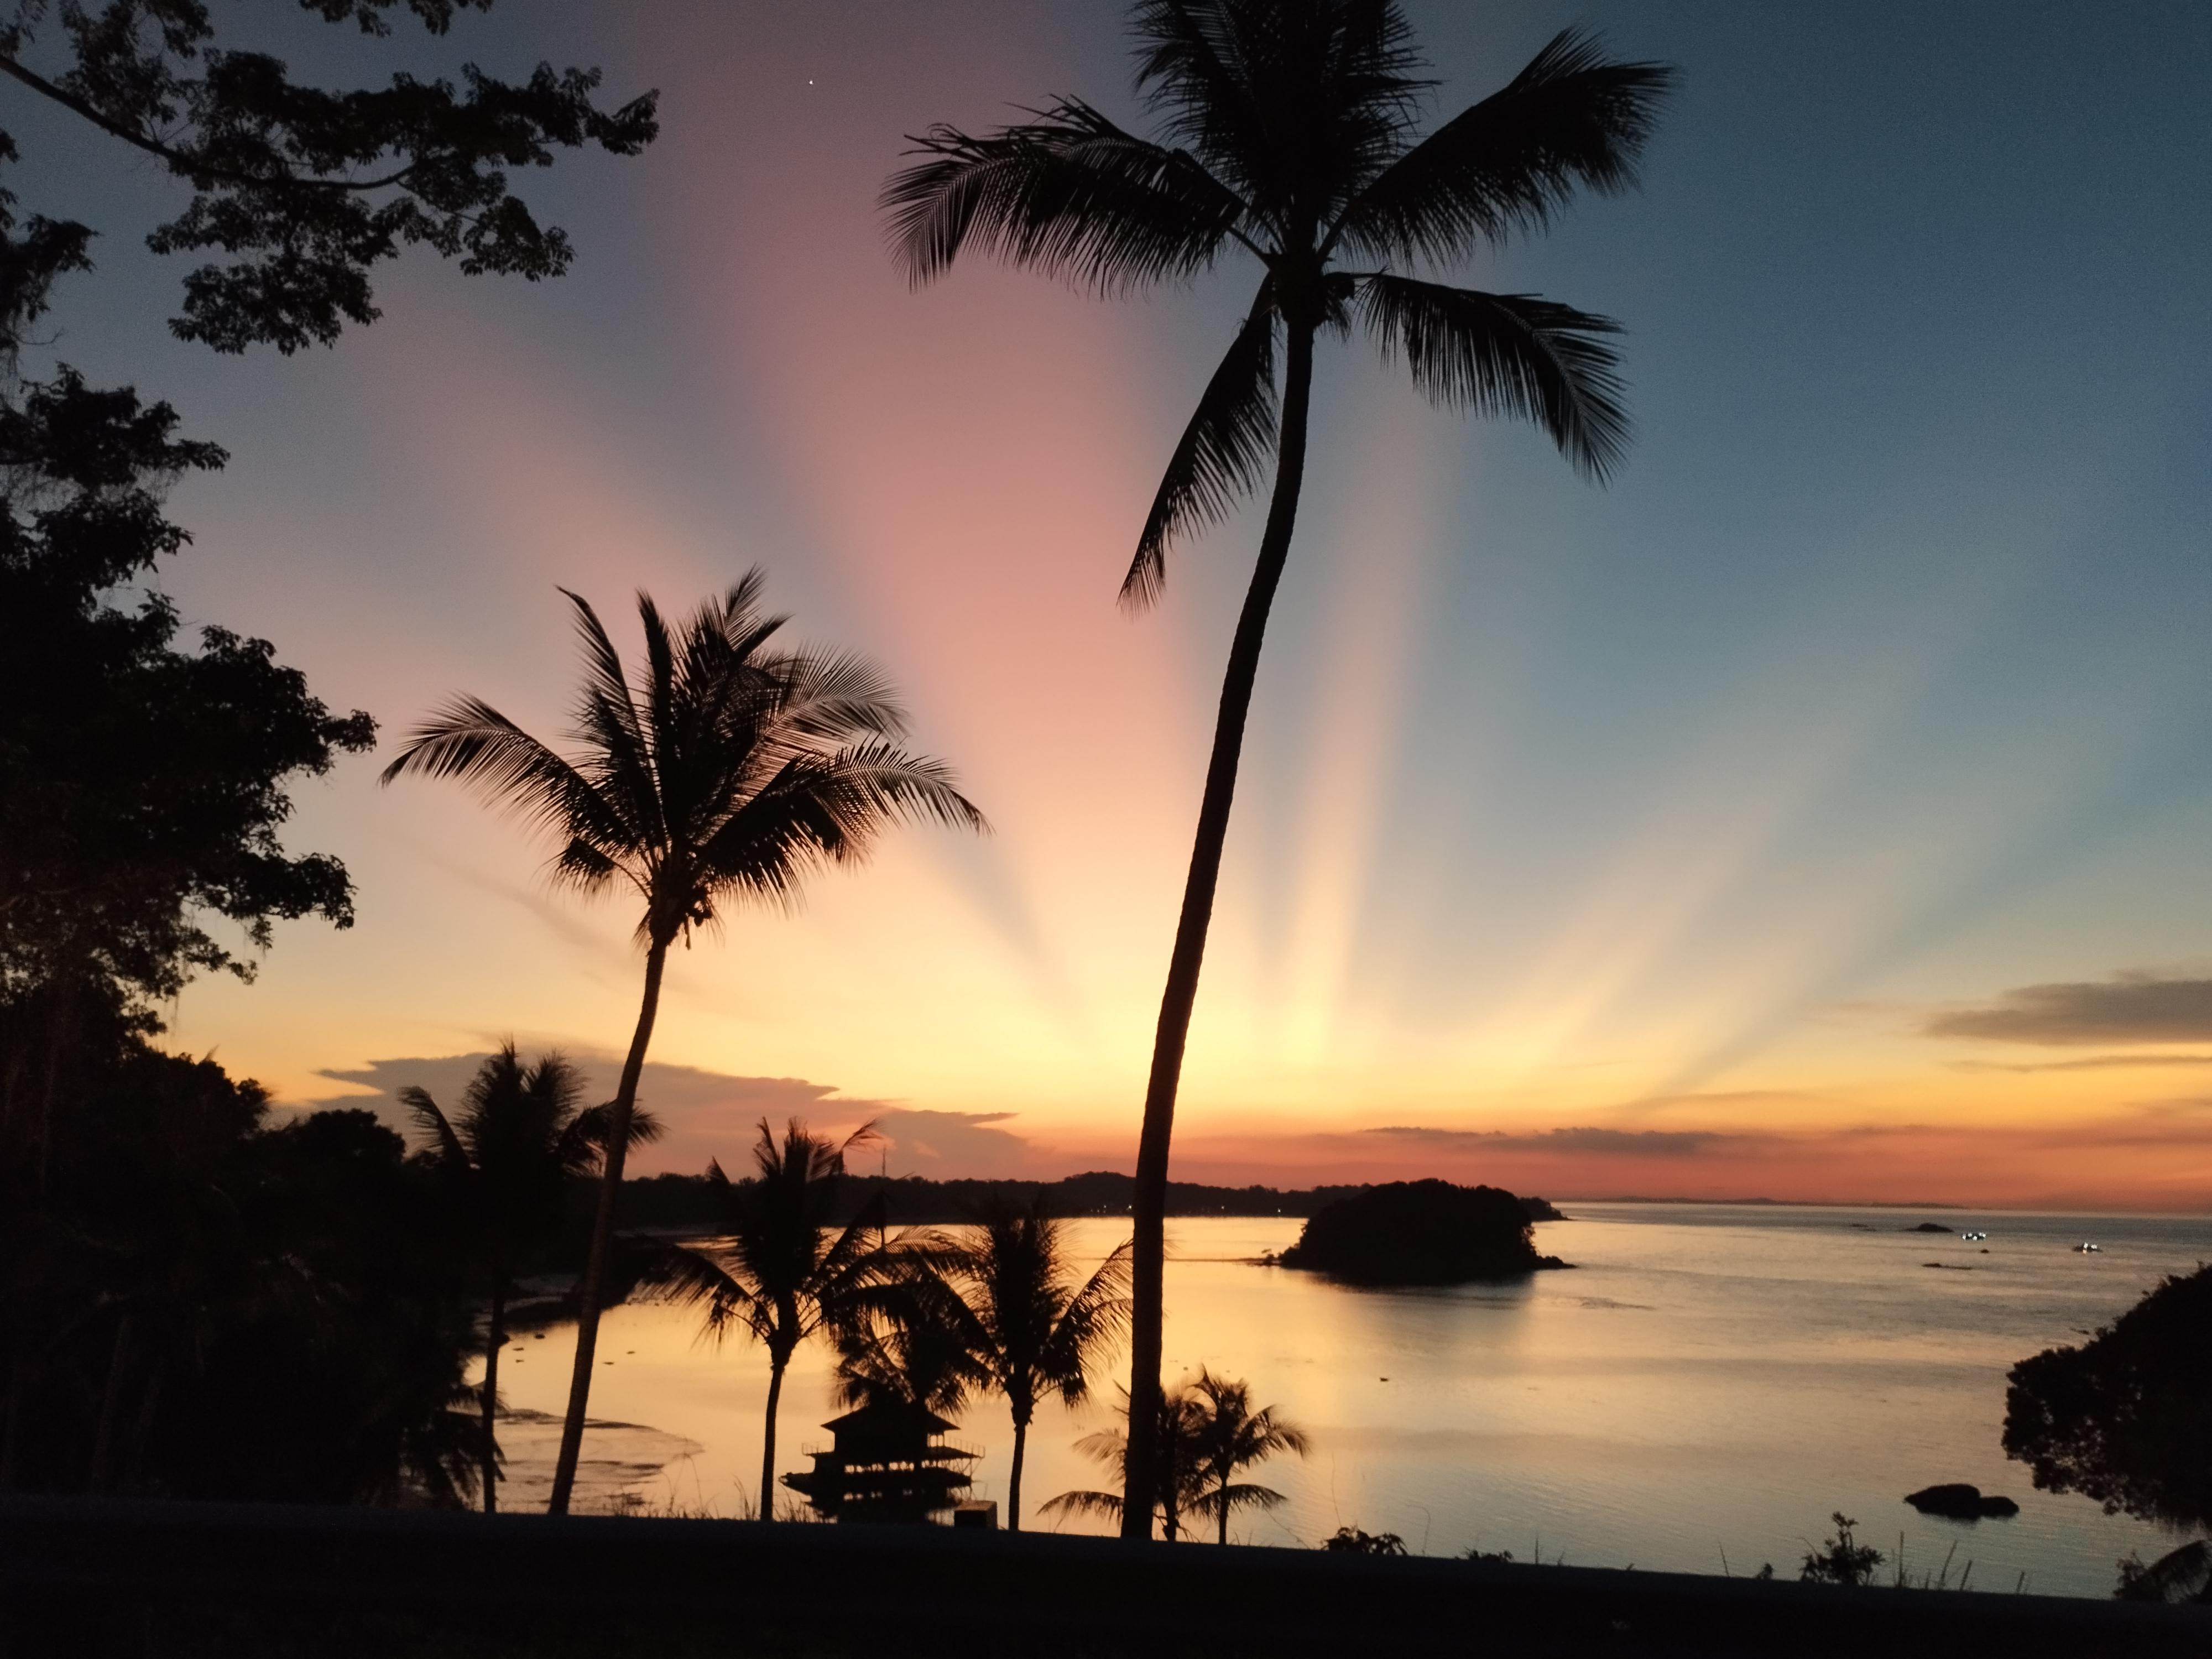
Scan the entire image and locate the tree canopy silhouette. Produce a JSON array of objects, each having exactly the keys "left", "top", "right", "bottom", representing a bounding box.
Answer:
[
  {"left": 884, "top": 0, "right": 1670, "bottom": 1530},
  {"left": 0, "top": 171, "right": 373, "bottom": 1192},
  {"left": 404, "top": 1044, "right": 660, "bottom": 1512},
  {"left": 384, "top": 576, "right": 983, "bottom": 1512},
  {"left": 0, "top": 0, "right": 658, "bottom": 352},
  {"left": 2004, "top": 1263, "right": 2212, "bottom": 1530}
]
